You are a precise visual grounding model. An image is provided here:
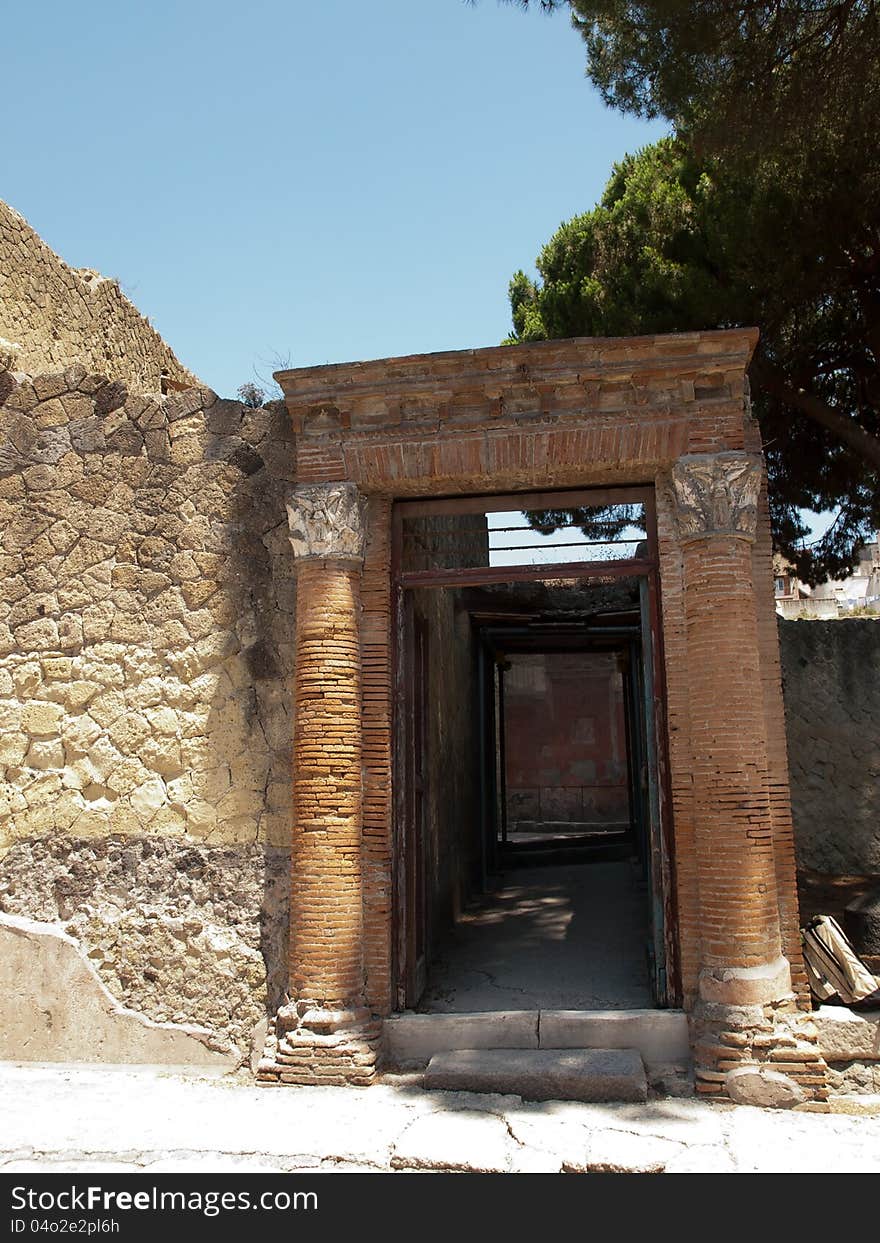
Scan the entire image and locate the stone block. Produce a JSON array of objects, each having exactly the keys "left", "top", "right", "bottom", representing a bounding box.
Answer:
[
  {"left": 814, "top": 1005, "right": 880, "bottom": 1061},
  {"left": 0, "top": 732, "right": 29, "bottom": 766},
  {"left": 390, "top": 1111, "right": 514, "bottom": 1173},
  {"left": 41, "top": 656, "right": 73, "bottom": 680},
  {"left": 130, "top": 777, "right": 167, "bottom": 821},
  {"left": 22, "top": 701, "right": 64, "bottom": 737},
  {"left": 725, "top": 1066, "right": 804, "bottom": 1108},
  {"left": 24, "top": 739, "right": 65, "bottom": 770},
  {"left": 698, "top": 956, "right": 793, "bottom": 1006},
  {"left": 567, "top": 1130, "right": 684, "bottom": 1174},
  {"left": 383, "top": 1011, "right": 539, "bottom": 1067},
  {"left": 423, "top": 1048, "right": 647, "bottom": 1103},
  {"left": 14, "top": 617, "right": 59, "bottom": 651},
  {"left": 540, "top": 1008, "right": 690, "bottom": 1069},
  {"left": 0, "top": 337, "right": 22, "bottom": 372}
]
